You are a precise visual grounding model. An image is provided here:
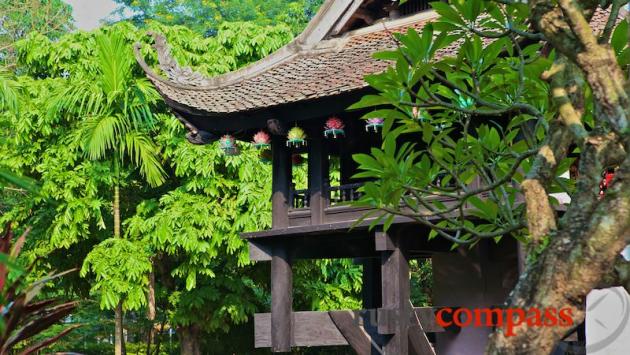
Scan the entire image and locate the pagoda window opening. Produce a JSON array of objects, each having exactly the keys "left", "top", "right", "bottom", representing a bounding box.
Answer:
[
  {"left": 326, "top": 151, "right": 364, "bottom": 207},
  {"left": 289, "top": 152, "right": 309, "bottom": 210}
]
